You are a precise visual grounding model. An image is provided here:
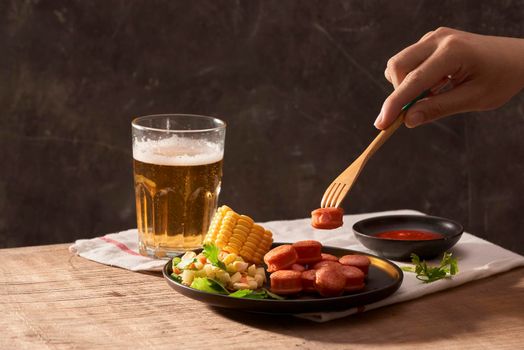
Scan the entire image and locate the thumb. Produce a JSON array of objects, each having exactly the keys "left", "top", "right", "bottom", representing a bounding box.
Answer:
[{"left": 404, "top": 83, "right": 478, "bottom": 128}]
